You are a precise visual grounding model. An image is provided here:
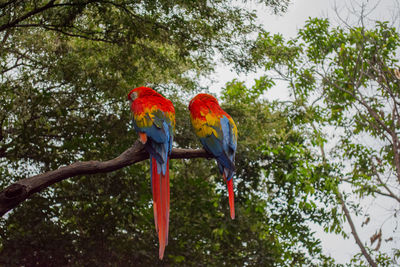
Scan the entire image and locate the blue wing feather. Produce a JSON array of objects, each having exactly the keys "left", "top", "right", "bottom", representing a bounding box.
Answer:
[
  {"left": 199, "top": 133, "right": 223, "bottom": 156},
  {"left": 132, "top": 111, "right": 173, "bottom": 174},
  {"left": 200, "top": 115, "right": 236, "bottom": 180}
]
